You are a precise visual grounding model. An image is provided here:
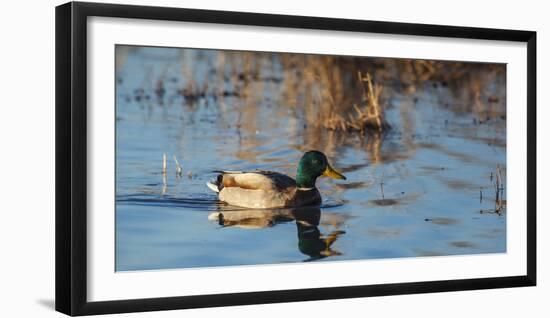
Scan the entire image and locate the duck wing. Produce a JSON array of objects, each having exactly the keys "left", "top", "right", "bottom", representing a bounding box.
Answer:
[
  {"left": 214, "top": 170, "right": 296, "bottom": 192},
  {"left": 205, "top": 170, "right": 298, "bottom": 208}
]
